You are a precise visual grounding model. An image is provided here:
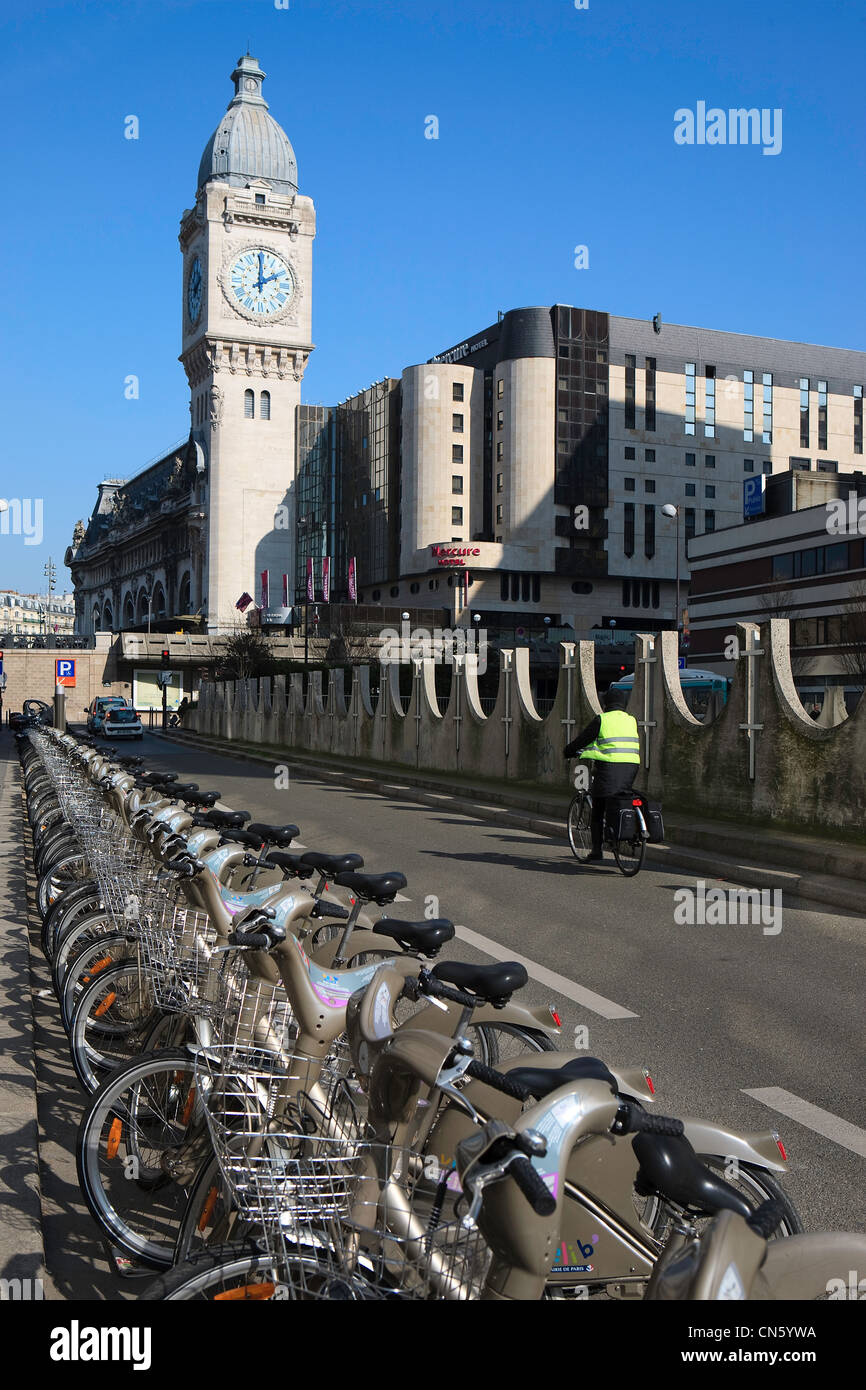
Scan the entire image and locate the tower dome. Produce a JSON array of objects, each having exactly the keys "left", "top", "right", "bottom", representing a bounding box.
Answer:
[{"left": 197, "top": 55, "right": 298, "bottom": 195}]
